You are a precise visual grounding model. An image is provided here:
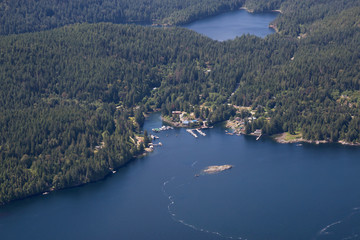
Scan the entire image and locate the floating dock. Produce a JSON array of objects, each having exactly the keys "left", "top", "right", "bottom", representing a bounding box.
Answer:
[
  {"left": 150, "top": 142, "right": 163, "bottom": 146},
  {"left": 256, "top": 134, "right": 262, "bottom": 141},
  {"left": 196, "top": 129, "right": 206, "bottom": 136},
  {"left": 186, "top": 129, "right": 198, "bottom": 138},
  {"left": 150, "top": 135, "right": 159, "bottom": 140}
]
